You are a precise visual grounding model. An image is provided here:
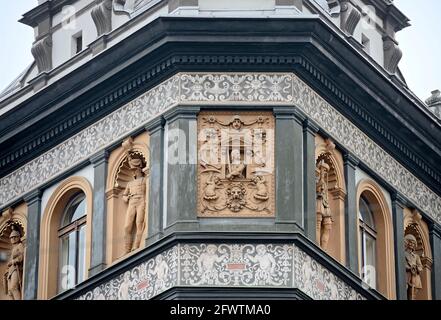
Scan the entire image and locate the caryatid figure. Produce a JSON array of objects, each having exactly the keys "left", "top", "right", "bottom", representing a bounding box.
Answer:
[
  {"left": 122, "top": 154, "right": 147, "bottom": 254},
  {"left": 405, "top": 234, "right": 423, "bottom": 300},
  {"left": 316, "top": 160, "right": 333, "bottom": 250},
  {"left": 3, "top": 227, "right": 24, "bottom": 300}
]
